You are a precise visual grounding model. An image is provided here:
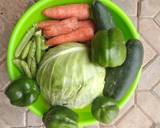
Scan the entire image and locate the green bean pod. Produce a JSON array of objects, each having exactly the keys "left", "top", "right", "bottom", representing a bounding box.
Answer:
[
  {"left": 13, "top": 59, "right": 24, "bottom": 72},
  {"left": 41, "top": 36, "right": 48, "bottom": 50},
  {"left": 30, "top": 57, "right": 37, "bottom": 78},
  {"left": 21, "top": 41, "right": 32, "bottom": 59},
  {"left": 36, "top": 35, "right": 42, "bottom": 64},
  {"left": 35, "top": 30, "right": 42, "bottom": 36},
  {"left": 27, "top": 41, "right": 36, "bottom": 68},
  {"left": 15, "top": 26, "right": 36, "bottom": 58},
  {"left": 21, "top": 60, "right": 32, "bottom": 78}
]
